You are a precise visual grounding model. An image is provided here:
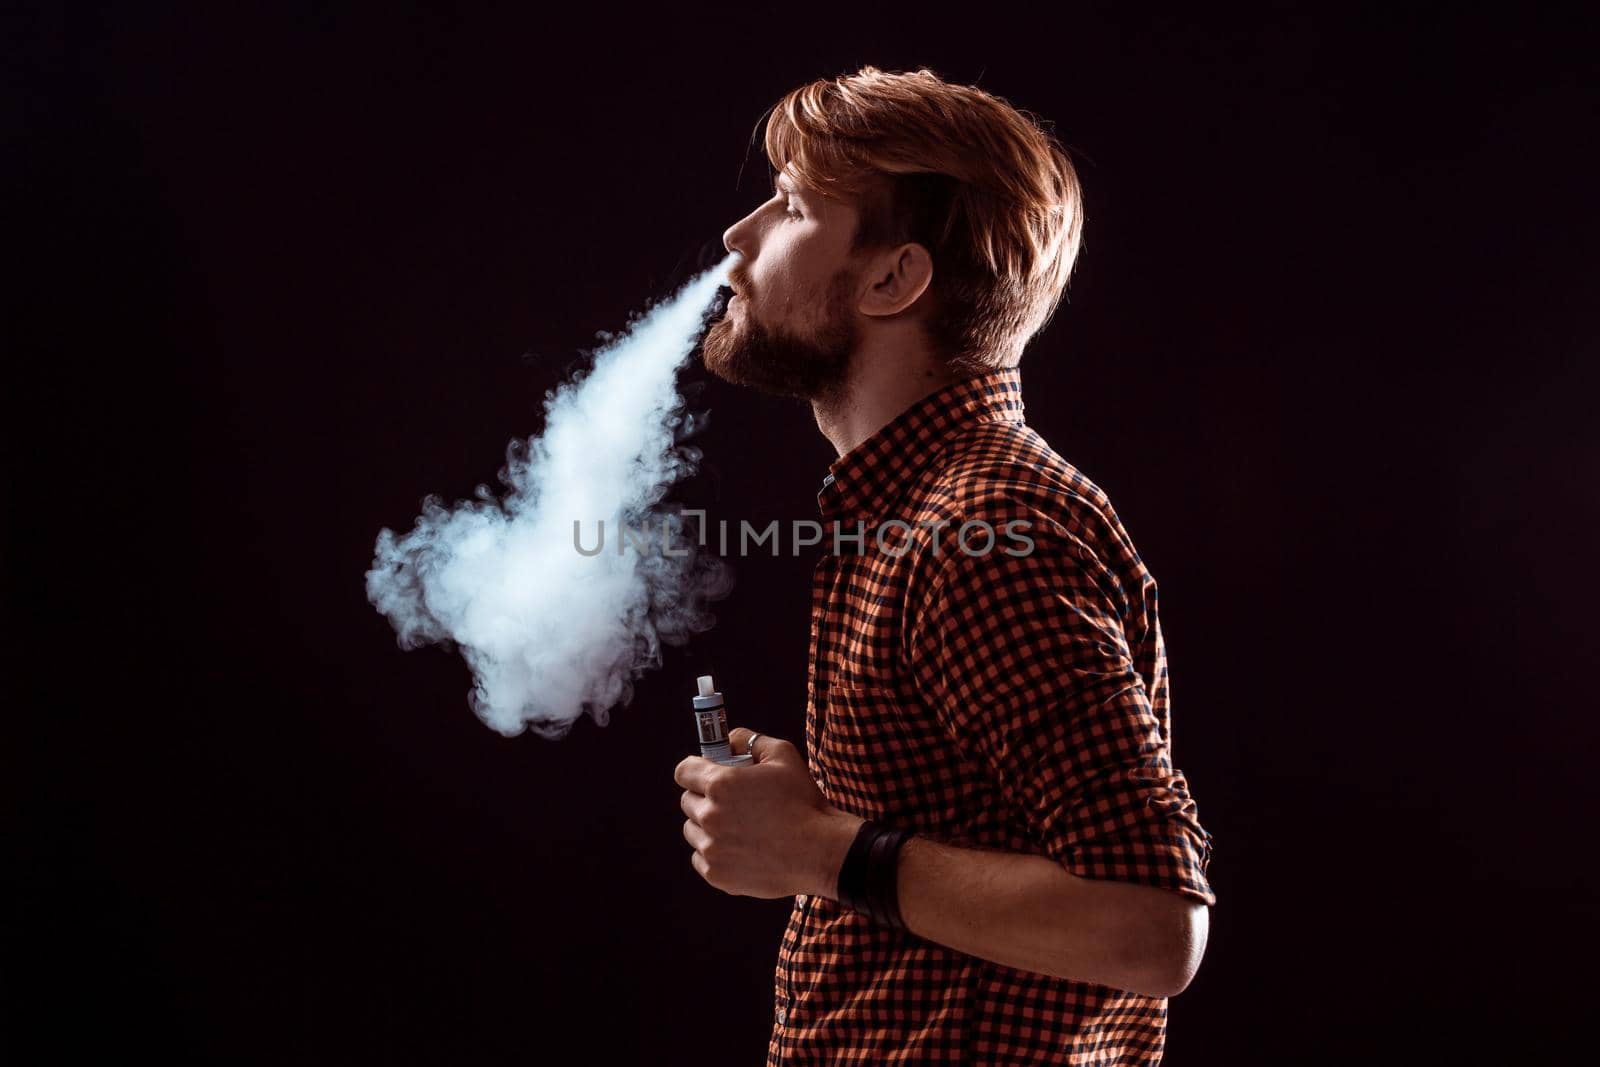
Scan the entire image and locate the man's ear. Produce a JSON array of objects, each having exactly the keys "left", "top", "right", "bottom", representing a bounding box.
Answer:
[{"left": 858, "top": 243, "right": 934, "bottom": 318}]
